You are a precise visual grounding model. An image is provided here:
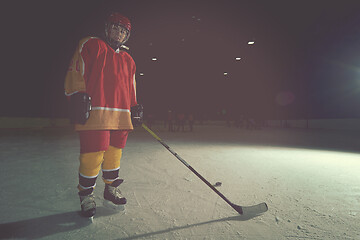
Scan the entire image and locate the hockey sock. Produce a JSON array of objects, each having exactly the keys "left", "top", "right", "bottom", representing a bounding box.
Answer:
[
  {"left": 78, "top": 151, "right": 105, "bottom": 193},
  {"left": 102, "top": 145, "right": 122, "bottom": 185}
]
